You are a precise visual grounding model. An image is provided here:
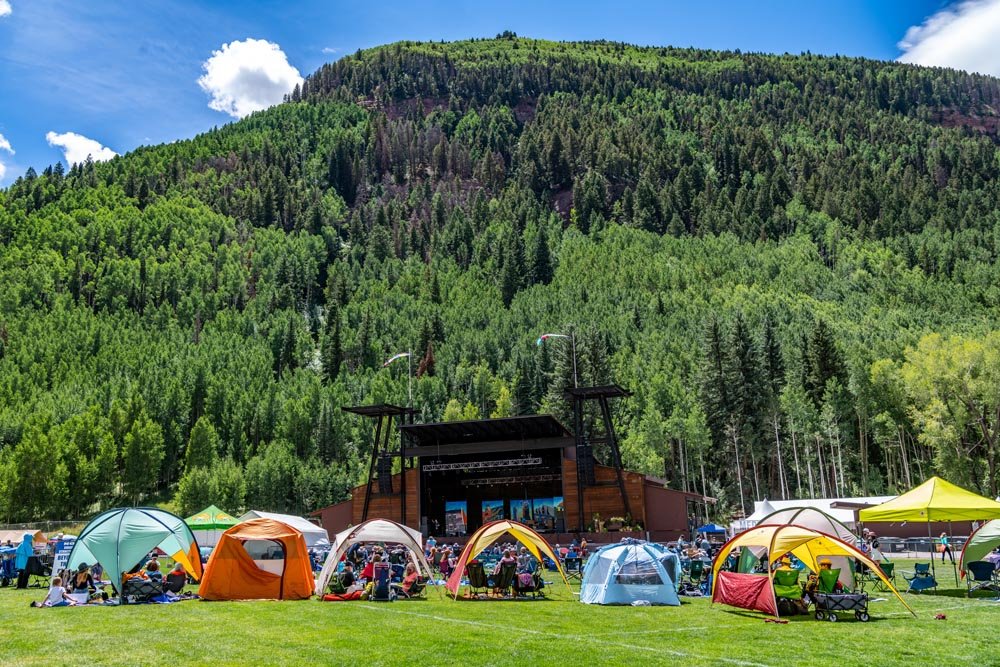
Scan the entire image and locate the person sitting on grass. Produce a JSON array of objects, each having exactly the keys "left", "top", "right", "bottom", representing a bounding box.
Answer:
[
  {"left": 438, "top": 550, "right": 452, "bottom": 578},
  {"left": 32, "top": 576, "right": 77, "bottom": 607},
  {"left": 71, "top": 563, "right": 95, "bottom": 596}
]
